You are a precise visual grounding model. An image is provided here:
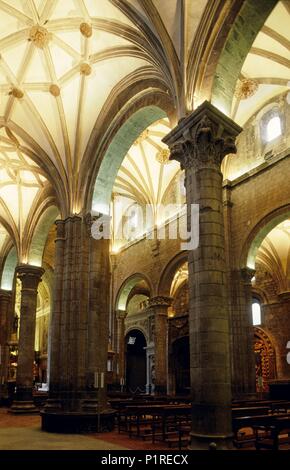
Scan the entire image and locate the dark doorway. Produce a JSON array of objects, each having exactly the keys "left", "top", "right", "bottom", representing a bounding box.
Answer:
[
  {"left": 172, "top": 336, "right": 190, "bottom": 395},
  {"left": 125, "top": 329, "right": 147, "bottom": 393}
]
